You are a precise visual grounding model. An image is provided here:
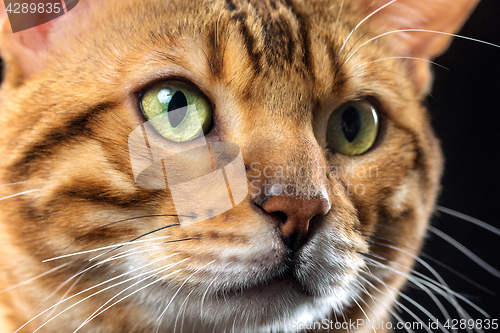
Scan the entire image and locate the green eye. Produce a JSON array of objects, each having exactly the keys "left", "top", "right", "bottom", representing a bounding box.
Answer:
[
  {"left": 140, "top": 81, "right": 213, "bottom": 142},
  {"left": 327, "top": 100, "right": 379, "bottom": 156}
]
